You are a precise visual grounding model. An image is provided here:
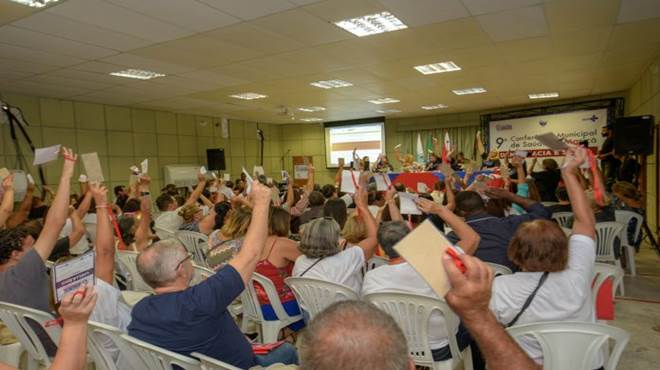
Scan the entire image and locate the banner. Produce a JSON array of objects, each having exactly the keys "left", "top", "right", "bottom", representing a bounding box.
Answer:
[{"left": 488, "top": 108, "right": 607, "bottom": 158}]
